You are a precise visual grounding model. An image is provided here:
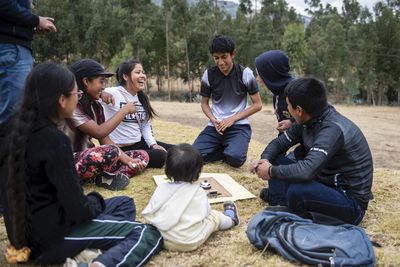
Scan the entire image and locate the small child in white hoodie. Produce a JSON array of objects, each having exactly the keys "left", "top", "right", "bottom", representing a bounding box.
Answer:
[{"left": 142, "top": 143, "right": 239, "bottom": 251}]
